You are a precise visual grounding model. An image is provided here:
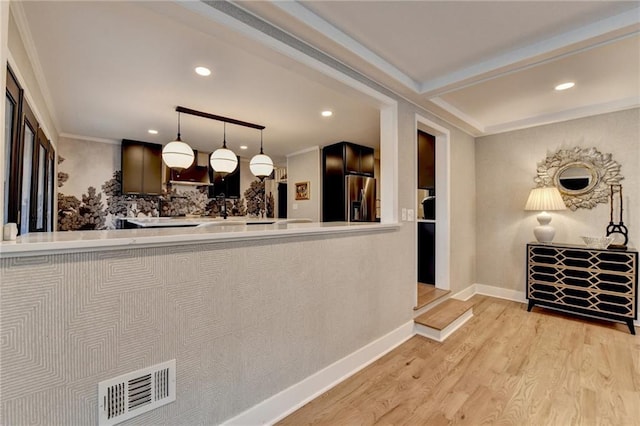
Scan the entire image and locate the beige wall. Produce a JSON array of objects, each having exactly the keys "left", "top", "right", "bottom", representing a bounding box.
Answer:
[
  {"left": 476, "top": 108, "right": 640, "bottom": 292},
  {"left": 7, "top": 7, "right": 57, "bottom": 145},
  {"left": 448, "top": 127, "right": 476, "bottom": 293},
  {"left": 287, "top": 147, "right": 321, "bottom": 221}
]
